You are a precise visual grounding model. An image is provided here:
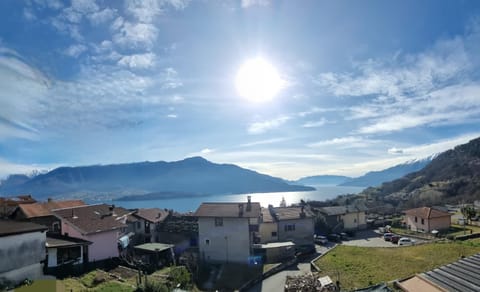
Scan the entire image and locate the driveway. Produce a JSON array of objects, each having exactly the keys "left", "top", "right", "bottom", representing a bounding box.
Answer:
[{"left": 247, "top": 245, "right": 334, "bottom": 292}]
